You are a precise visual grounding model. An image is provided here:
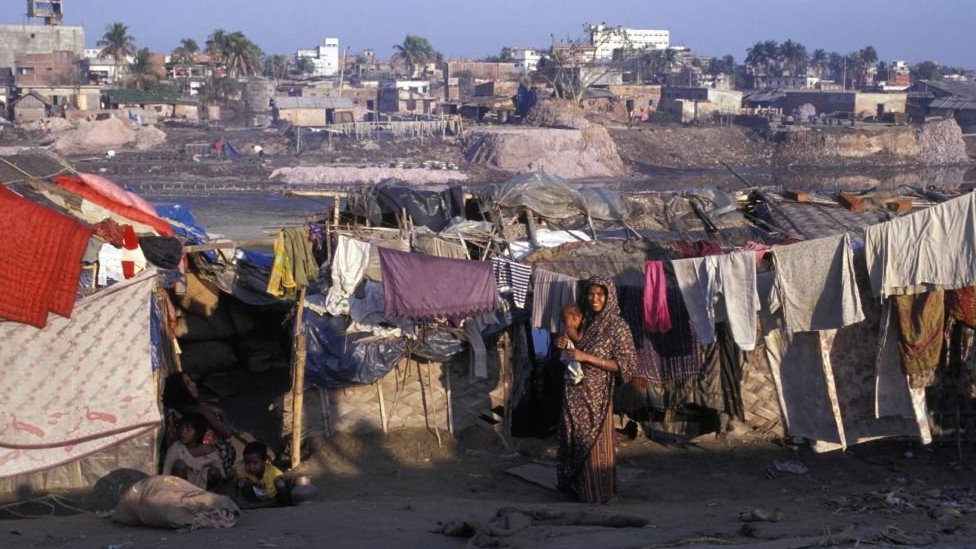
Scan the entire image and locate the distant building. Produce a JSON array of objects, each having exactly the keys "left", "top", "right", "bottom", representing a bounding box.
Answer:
[
  {"left": 0, "top": 23, "right": 84, "bottom": 72},
  {"left": 14, "top": 50, "right": 81, "bottom": 86},
  {"left": 297, "top": 37, "right": 340, "bottom": 77},
  {"left": 509, "top": 47, "right": 543, "bottom": 74},
  {"left": 907, "top": 80, "right": 976, "bottom": 132},
  {"left": 588, "top": 24, "right": 669, "bottom": 61},
  {"left": 377, "top": 78, "right": 436, "bottom": 115},
  {"left": 273, "top": 96, "right": 355, "bottom": 126},
  {"left": 661, "top": 86, "right": 742, "bottom": 123}
]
